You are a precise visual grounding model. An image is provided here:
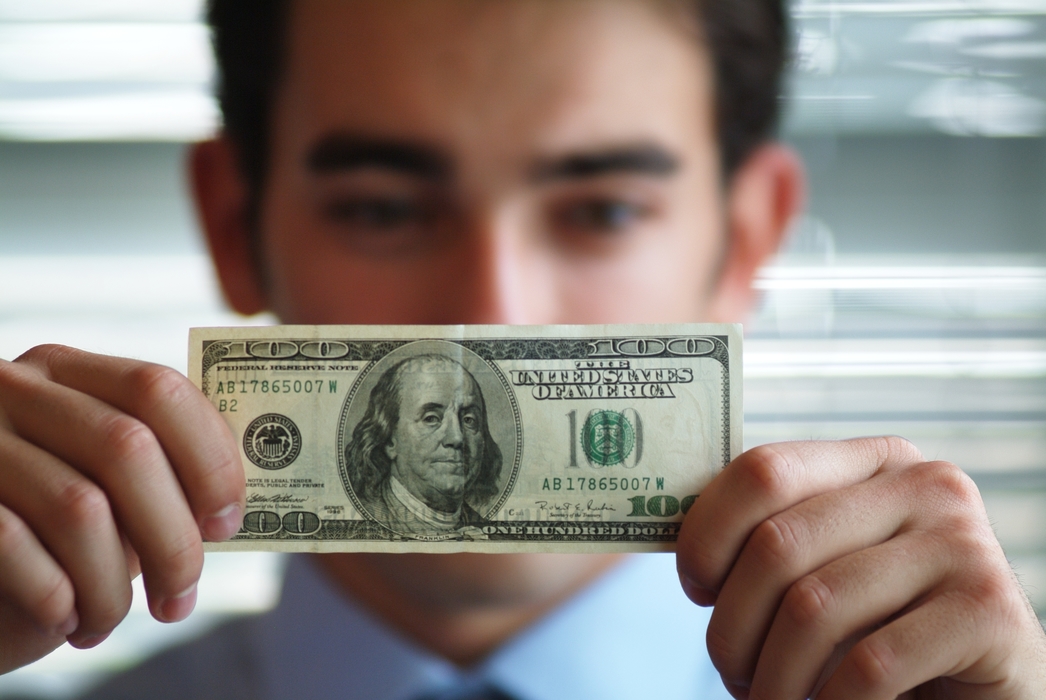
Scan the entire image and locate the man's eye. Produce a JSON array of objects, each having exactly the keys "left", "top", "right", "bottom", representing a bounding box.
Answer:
[
  {"left": 325, "top": 197, "right": 427, "bottom": 229},
  {"left": 554, "top": 199, "right": 650, "bottom": 233},
  {"left": 421, "top": 412, "right": 442, "bottom": 426},
  {"left": 461, "top": 413, "right": 479, "bottom": 431}
]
